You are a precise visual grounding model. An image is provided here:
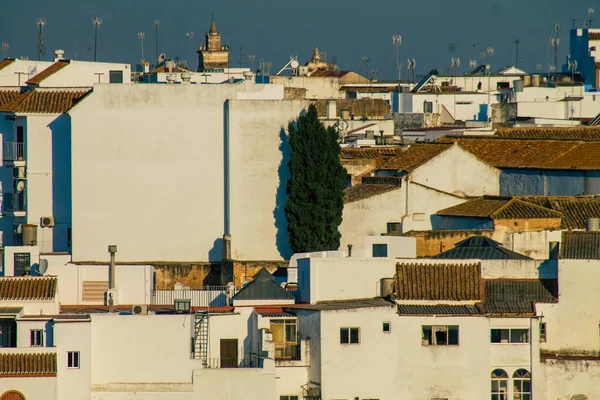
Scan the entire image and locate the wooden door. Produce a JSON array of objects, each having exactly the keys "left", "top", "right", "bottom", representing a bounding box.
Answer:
[
  {"left": 1, "top": 391, "right": 26, "bottom": 400},
  {"left": 220, "top": 339, "right": 238, "bottom": 368}
]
